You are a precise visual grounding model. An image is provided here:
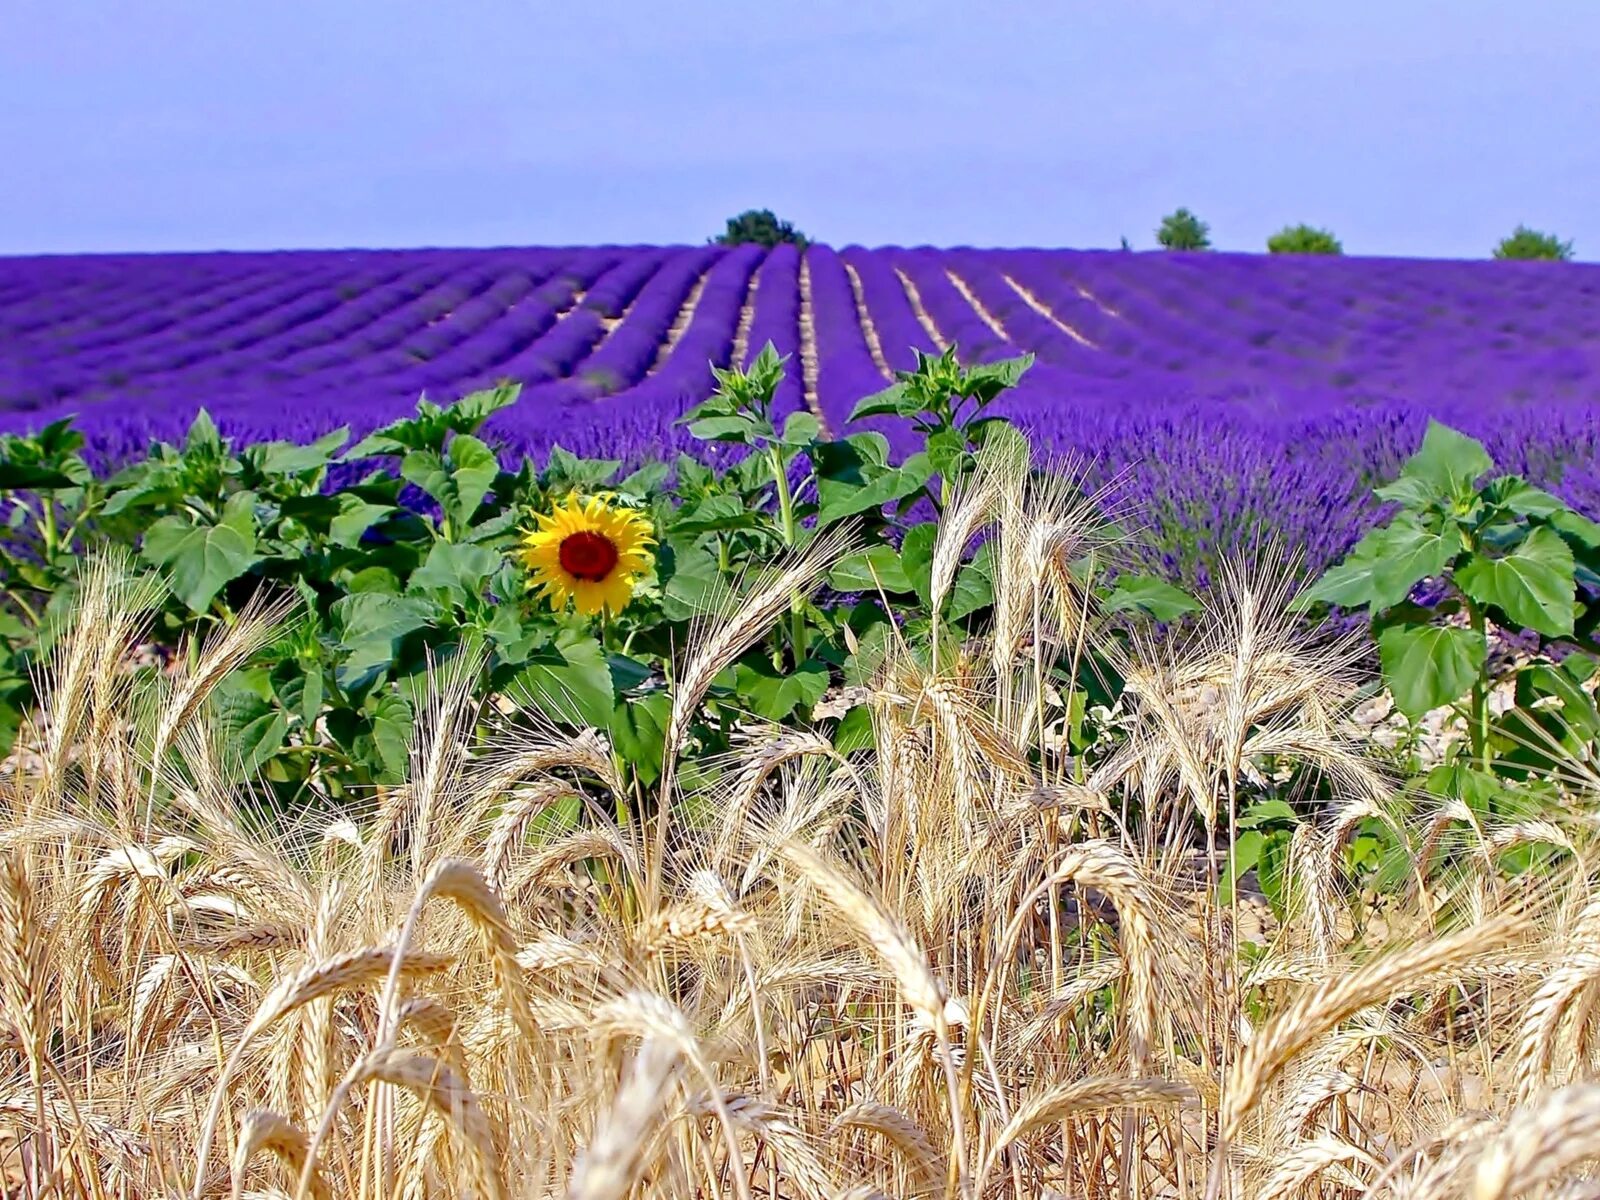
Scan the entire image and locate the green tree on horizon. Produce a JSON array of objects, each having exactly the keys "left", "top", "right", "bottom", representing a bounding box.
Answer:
[
  {"left": 714, "top": 209, "right": 809, "bottom": 248},
  {"left": 1493, "top": 225, "right": 1574, "bottom": 261},
  {"left": 1267, "top": 223, "right": 1343, "bottom": 255},
  {"left": 1156, "top": 208, "right": 1211, "bottom": 251}
]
